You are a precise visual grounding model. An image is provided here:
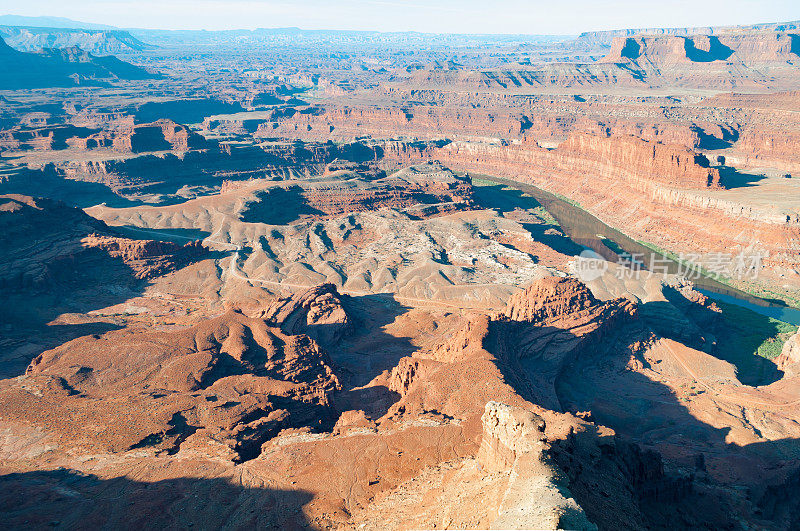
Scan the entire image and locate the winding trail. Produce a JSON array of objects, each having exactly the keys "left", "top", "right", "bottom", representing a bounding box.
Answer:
[{"left": 226, "top": 247, "right": 488, "bottom": 311}]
